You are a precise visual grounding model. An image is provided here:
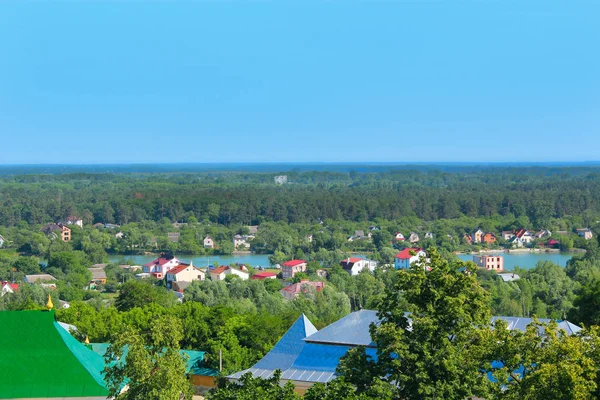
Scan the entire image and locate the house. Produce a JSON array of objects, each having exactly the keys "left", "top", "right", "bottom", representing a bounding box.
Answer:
[
  {"left": 473, "top": 255, "right": 504, "bottom": 272},
  {"left": 280, "top": 280, "right": 325, "bottom": 300},
  {"left": 408, "top": 232, "right": 420, "bottom": 243},
  {"left": 394, "top": 248, "right": 426, "bottom": 270},
  {"left": 305, "top": 234, "right": 313, "bottom": 243},
  {"left": 535, "top": 230, "right": 552, "bottom": 239},
  {"left": 339, "top": 257, "right": 377, "bottom": 276},
  {"left": 115, "top": 231, "right": 124, "bottom": 239},
  {"left": 482, "top": 232, "right": 497, "bottom": 244},
  {"left": 1, "top": 282, "right": 18, "bottom": 296},
  {"left": 274, "top": 175, "right": 288, "bottom": 184},
  {"left": 576, "top": 228, "right": 594, "bottom": 240},
  {"left": 167, "top": 232, "right": 180, "bottom": 243},
  {"left": 471, "top": 229, "right": 484, "bottom": 244},
  {"left": 251, "top": 272, "right": 278, "bottom": 280},
  {"left": 0, "top": 309, "right": 110, "bottom": 398},
  {"left": 425, "top": 232, "right": 434, "bottom": 239},
  {"left": 497, "top": 273, "right": 520, "bottom": 282},
  {"left": 41, "top": 223, "right": 71, "bottom": 242},
  {"left": 203, "top": 236, "right": 215, "bottom": 248},
  {"left": 515, "top": 229, "right": 534, "bottom": 243},
  {"left": 166, "top": 263, "right": 205, "bottom": 289},
  {"left": 0, "top": 235, "right": 5, "bottom": 248},
  {"left": 247, "top": 225, "right": 259, "bottom": 235},
  {"left": 230, "top": 310, "right": 581, "bottom": 394},
  {"left": 281, "top": 260, "right": 307, "bottom": 279},
  {"left": 233, "top": 235, "right": 249, "bottom": 251},
  {"left": 25, "top": 274, "right": 57, "bottom": 284},
  {"left": 462, "top": 234, "right": 473, "bottom": 244},
  {"left": 546, "top": 239, "right": 560, "bottom": 249},
  {"left": 88, "top": 268, "right": 107, "bottom": 285},
  {"left": 394, "top": 232, "right": 405, "bottom": 241},
  {"left": 508, "top": 236, "right": 525, "bottom": 248},
  {"left": 65, "top": 216, "right": 83, "bottom": 228},
  {"left": 316, "top": 269, "right": 328, "bottom": 278},
  {"left": 209, "top": 266, "right": 249, "bottom": 281},
  {"left": 501, "top": 230, "right": 515, "bottom": 241},
  {"left": 354, "top": 230, "right": 367, "bottom": 240},
  {"left": 142, "top": 255, "right": 181, "bottom": 279}
]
